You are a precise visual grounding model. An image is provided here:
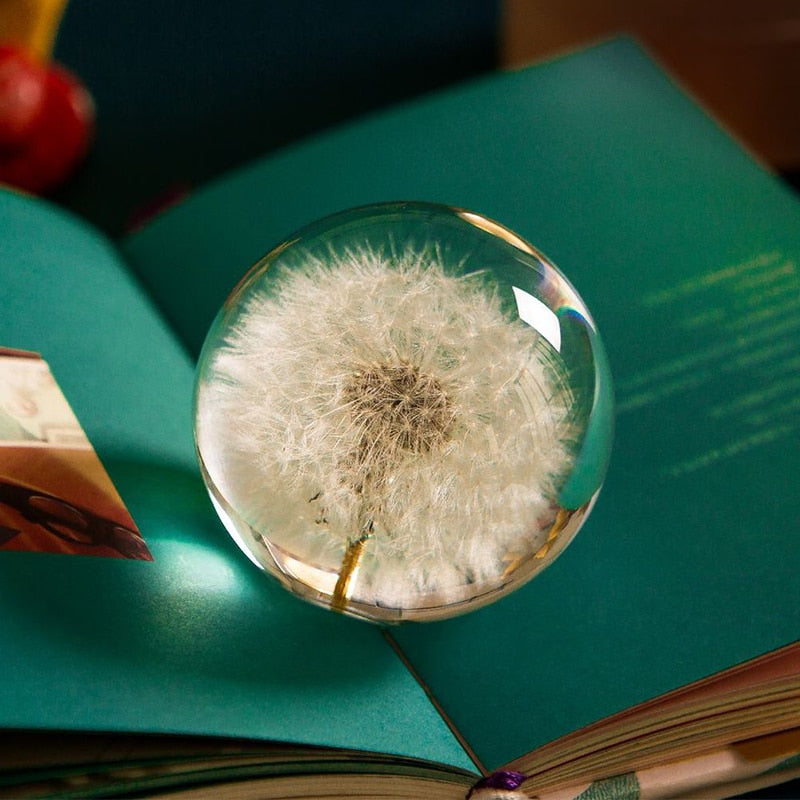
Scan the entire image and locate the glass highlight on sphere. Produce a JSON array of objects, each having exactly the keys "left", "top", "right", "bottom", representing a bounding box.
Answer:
[{"left": 194, "top": 202, "right": 613, "bottom": 623}]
